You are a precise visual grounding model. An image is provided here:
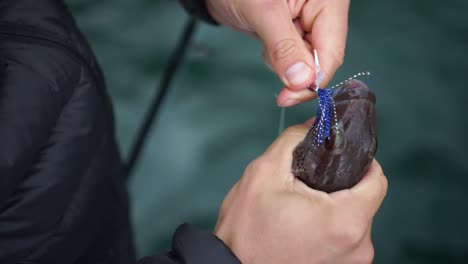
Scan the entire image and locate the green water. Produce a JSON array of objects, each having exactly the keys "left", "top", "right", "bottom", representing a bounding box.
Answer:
[{"left": 67, "top": 0, "right": 468, "bottom": 263}]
